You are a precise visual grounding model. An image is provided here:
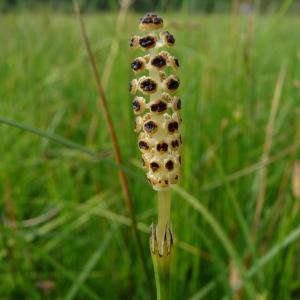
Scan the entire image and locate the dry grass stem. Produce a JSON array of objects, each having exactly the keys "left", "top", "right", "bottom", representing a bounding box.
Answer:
[
  {"left": 252, "top": 63, "right": 287, "bottom": 240},
  {"left": 87, "top": 0, "right": 132, "bottom": 144},
  {"left": 101, "top": 0, "right": 132, "bottom": 88},
  {"left": 231, "top": 0, "right": 239, "bottom": 39},
  {"left": 229, "top": 259, "right": 243, "bottom": 300},
  {"left": 73, "top": 0, "right": 149, "bottom": 281},
  {"left": 292, "top": 161, "right": 300, "bottom": 198}
]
